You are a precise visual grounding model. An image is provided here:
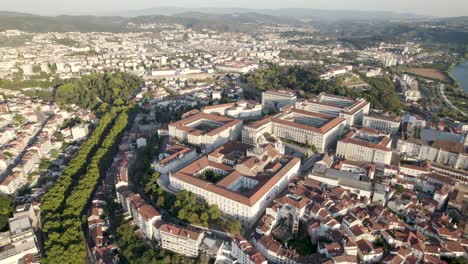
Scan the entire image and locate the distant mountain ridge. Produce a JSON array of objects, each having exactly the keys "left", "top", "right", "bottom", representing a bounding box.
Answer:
[
  {"left": 112, "top": 6, "right": 427, "bottom": 21},
  {"left": 0, "top": 9, "right": 467, "bottom": 45}
]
